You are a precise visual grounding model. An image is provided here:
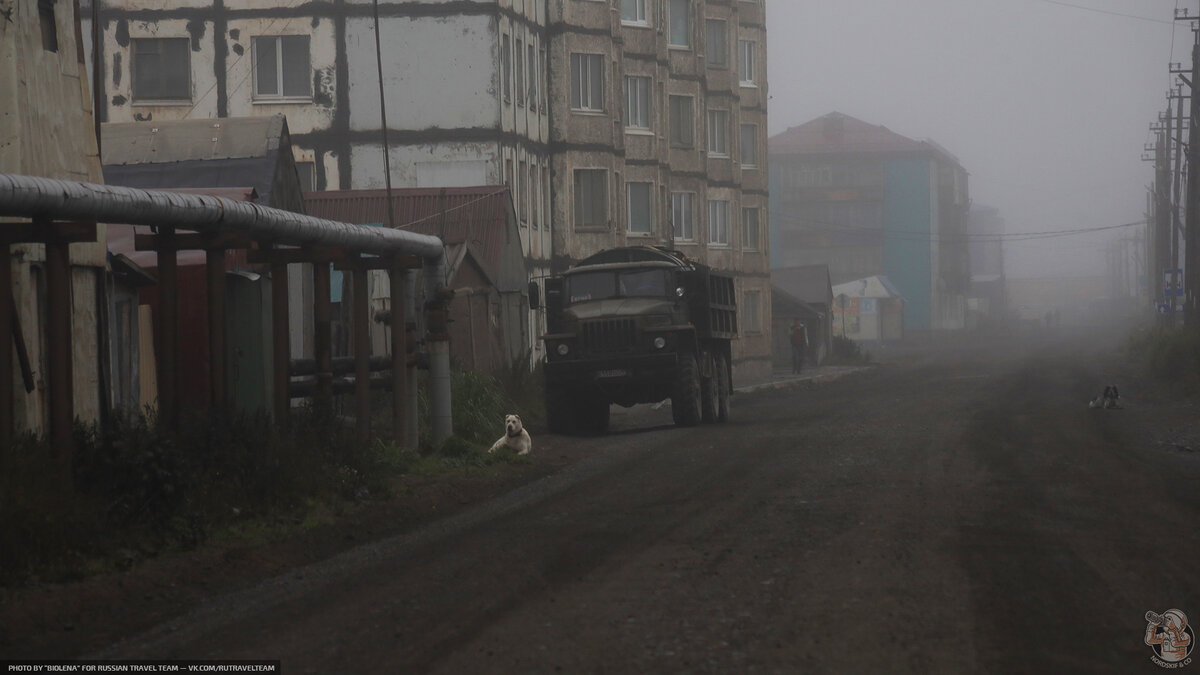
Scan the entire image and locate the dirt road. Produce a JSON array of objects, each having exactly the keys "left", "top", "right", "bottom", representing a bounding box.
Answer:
[{"left": 16, "top": 331, "right": 1200, "bottom": 672}]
